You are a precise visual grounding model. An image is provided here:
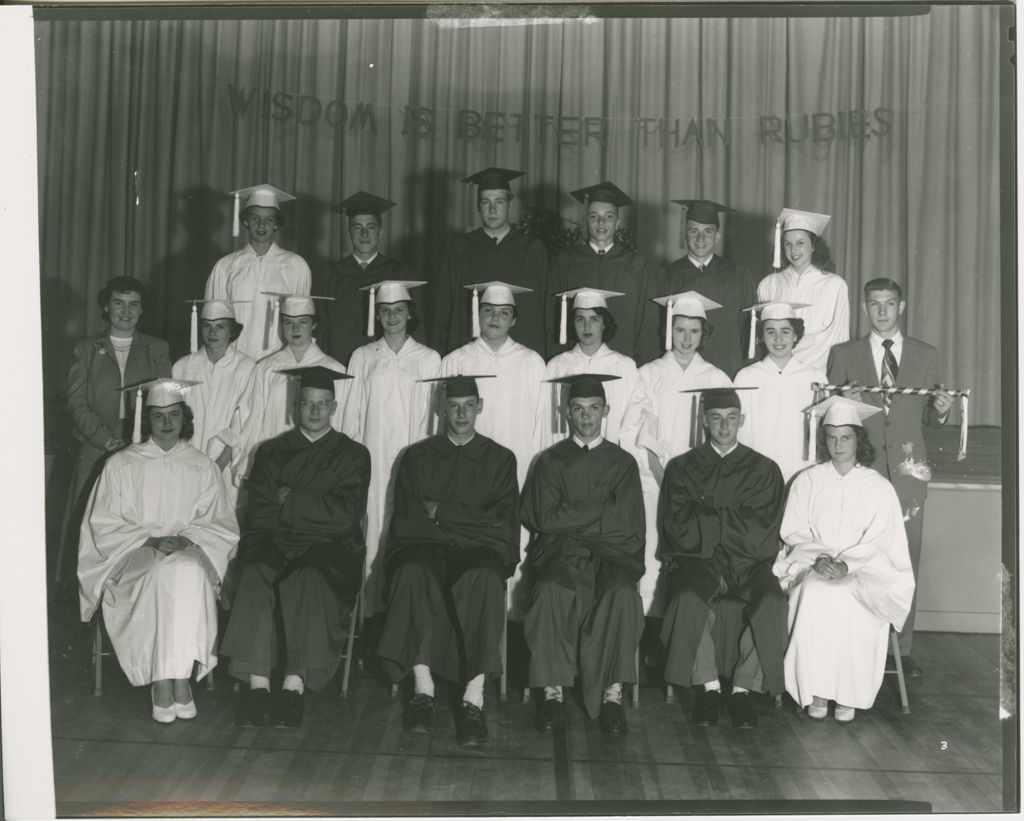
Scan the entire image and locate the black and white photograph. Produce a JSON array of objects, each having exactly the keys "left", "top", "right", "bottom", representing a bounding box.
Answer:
[{"left": 0, "top": 1, "right": 1015, "bottom": 816}]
